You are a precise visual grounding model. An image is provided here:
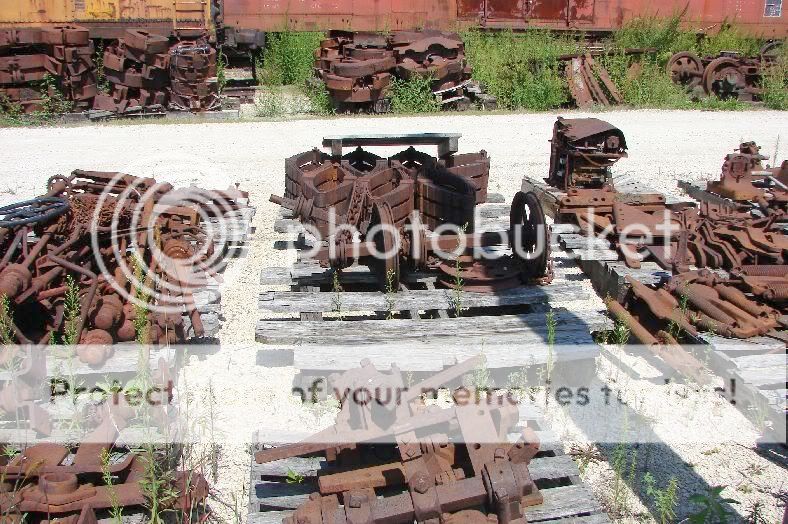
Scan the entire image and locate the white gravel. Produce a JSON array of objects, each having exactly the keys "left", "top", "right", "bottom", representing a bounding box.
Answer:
[{"left": 0, "top": 109, "right": 786, "bottom": 523}]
